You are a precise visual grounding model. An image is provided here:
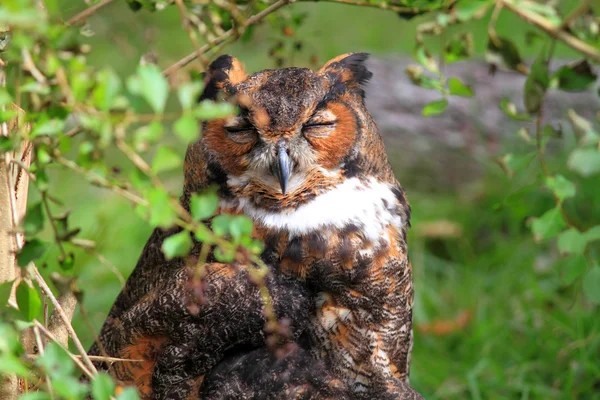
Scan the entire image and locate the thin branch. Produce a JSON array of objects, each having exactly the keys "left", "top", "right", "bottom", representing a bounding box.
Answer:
[
  {"left": 67, "top": 0, "right": 118, "bottom": 26},
  {"left": 174, "top": 0, "right": 210, "bottom": 67},
  {"left": 30, "top": 267, "right": 98, "bottom": 375},
  {"left": 501, "top": 0, "right": 600, "bottom": 63},
  {"left": 33, "top": 320, "right": 95, "bottom": 379},
  {"left": 299, "top": 0, "right": 438, "bottom": 13},
  {"left": 163, "top": 0, "right": 292, "bottom": 77},
  {"left": 559, "top": 0, "right": 591, "bottom": 30},
  {"left": 55, "top": 156, "right": 148, "bottom": 207}
]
